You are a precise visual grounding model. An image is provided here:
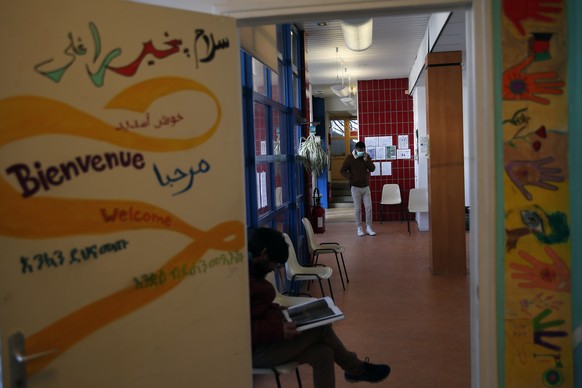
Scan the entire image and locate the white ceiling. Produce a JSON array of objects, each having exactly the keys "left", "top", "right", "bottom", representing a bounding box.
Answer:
[{"left": 296, "top": 10, "right": 467, "bottom": 99}]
